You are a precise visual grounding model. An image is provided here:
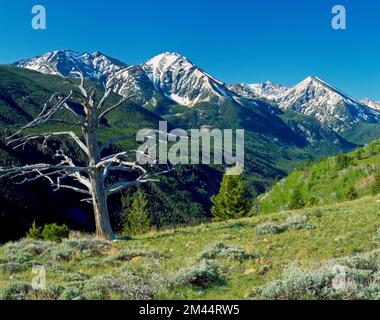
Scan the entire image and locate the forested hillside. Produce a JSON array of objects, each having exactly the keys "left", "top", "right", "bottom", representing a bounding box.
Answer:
[{"left": 259, "top": 139, "right": 380, "bottom": 214}]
